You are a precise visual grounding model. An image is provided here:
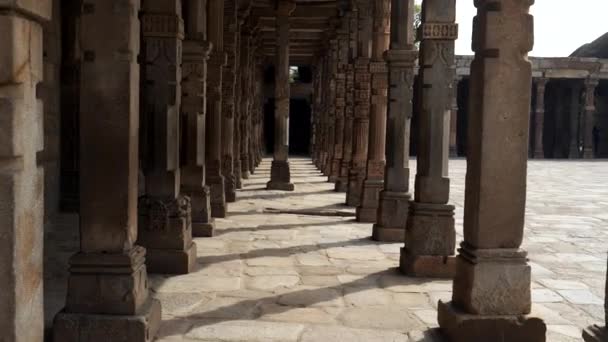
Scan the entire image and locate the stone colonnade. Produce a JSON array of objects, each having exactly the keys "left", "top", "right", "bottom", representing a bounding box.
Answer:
[
  {"left": 0, "top": 0, "right": 271, "bottom": 339},
  {"left": 312, "top": 0, "right": 554, "bottom": 340}
]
